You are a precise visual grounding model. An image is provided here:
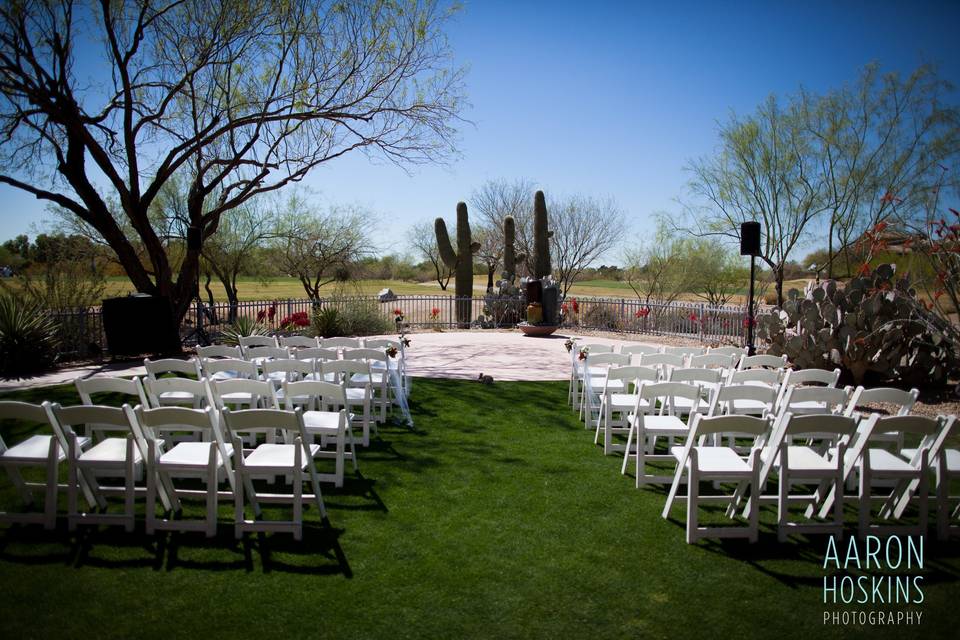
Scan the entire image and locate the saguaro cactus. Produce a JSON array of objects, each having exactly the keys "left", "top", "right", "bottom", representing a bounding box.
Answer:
[
  {"left": 436, "top": 202, "right": 480, "bottom": 327},
  {"left": 502, "top": 215, "right": 525, "bottom": 284},
  {"left": 533, "top": 190, "right": 553, "bottom": 279}
]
